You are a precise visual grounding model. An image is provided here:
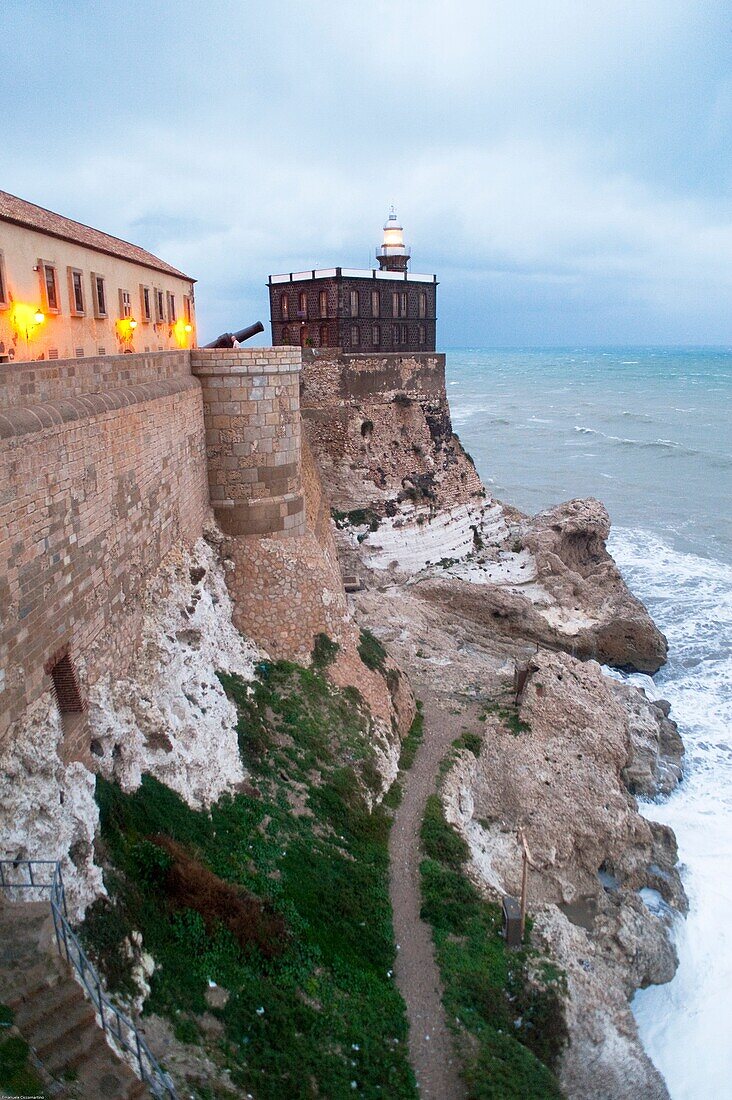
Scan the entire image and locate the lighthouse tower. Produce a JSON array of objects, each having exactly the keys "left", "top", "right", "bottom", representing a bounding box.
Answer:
[{"left": 376, "top": 208, "right": 410, "bottom": 272}]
